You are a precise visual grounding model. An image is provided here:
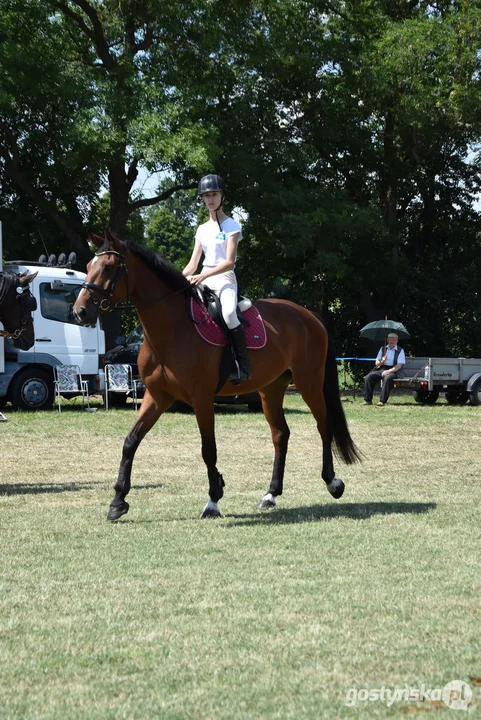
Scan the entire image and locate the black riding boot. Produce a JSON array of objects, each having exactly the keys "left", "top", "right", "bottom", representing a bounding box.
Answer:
[{"left": 229, "top": 325, "right": 251, "bottom": 385}]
